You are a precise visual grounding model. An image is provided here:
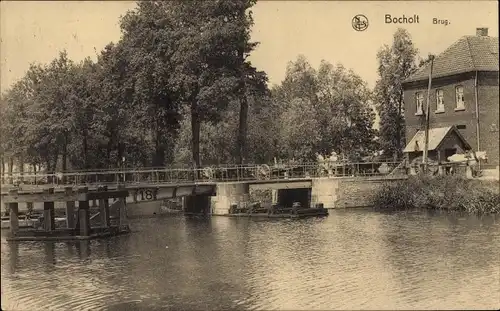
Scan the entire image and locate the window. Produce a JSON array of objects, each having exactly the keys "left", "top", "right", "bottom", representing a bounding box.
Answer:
[
  {"left": 455, "top": 86, "right": 465, "bottom": 110},
  {"left": 456, "top": 125, "right": 466, "bottom": 130},
  {"left": 436, "top": 89, "right": 444, "bottom": 112},
  {"left": 415, "top": 92, "right": 424, "bottom": 115}
]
